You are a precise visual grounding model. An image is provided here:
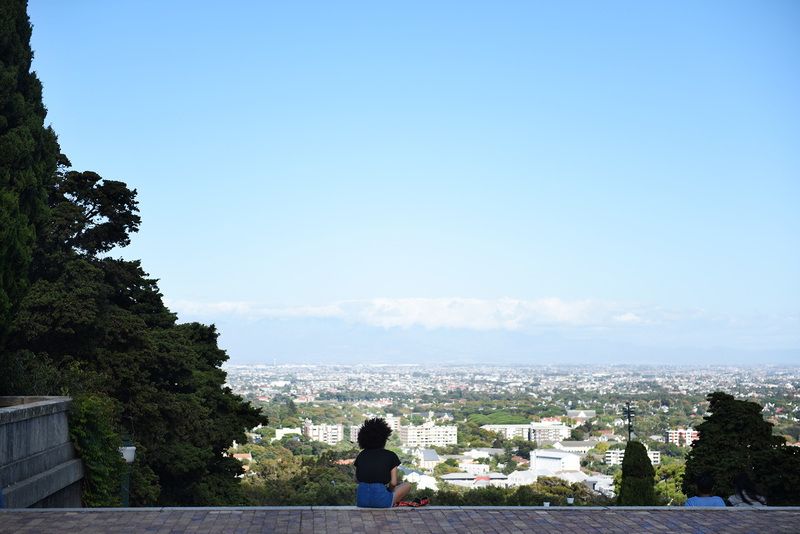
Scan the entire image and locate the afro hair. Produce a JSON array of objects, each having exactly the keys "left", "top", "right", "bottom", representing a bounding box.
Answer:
[{"left": 357, "top": 417, "right": 392, "bottom": 449}]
